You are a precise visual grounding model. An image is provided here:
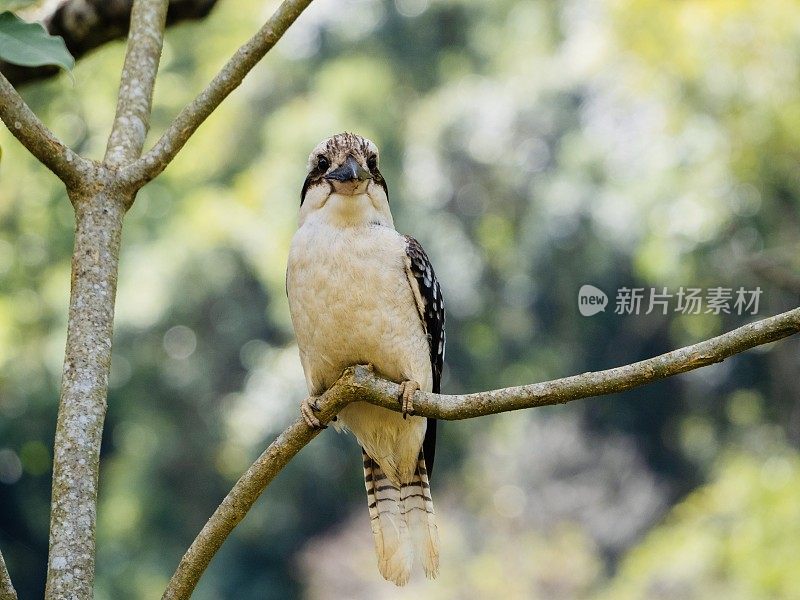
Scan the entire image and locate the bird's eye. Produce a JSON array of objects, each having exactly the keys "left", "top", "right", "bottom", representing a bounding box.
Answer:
[
  {"left": 367, "top": 155, "right": 378, "bottom": 170},
  {"left": 317, "top": 156, "right": 329, "bottom": 171}
]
